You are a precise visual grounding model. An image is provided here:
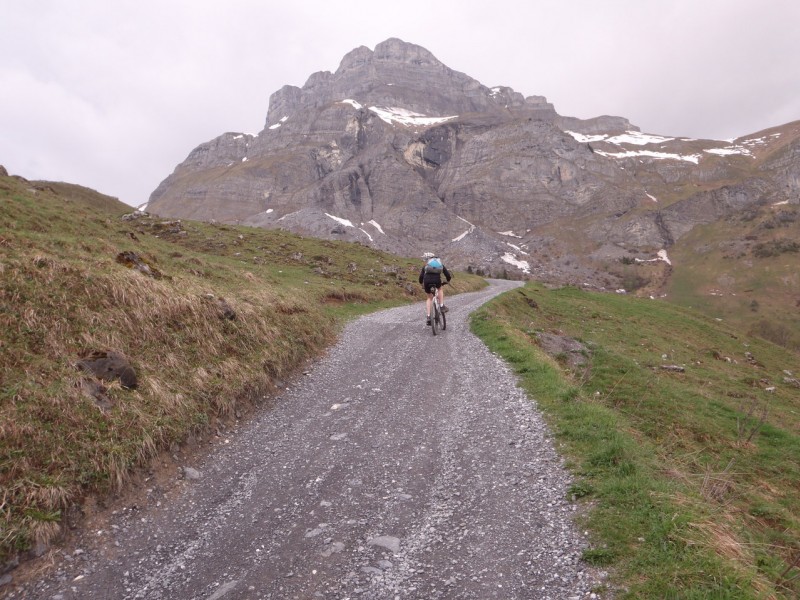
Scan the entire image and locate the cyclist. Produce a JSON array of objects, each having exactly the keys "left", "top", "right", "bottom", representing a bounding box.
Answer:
[{"left": 419, "top": 252, "right": 452, "bottom": 326}]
